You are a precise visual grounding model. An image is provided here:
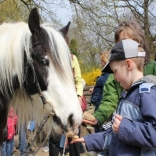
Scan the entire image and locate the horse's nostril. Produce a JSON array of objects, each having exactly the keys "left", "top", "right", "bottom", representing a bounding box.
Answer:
[
  {"left": 53, "top": 115, "right": 68, "bottom": 132},
  {"left": 68, "top": 113, "right": 74, "bottom": 127}
]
